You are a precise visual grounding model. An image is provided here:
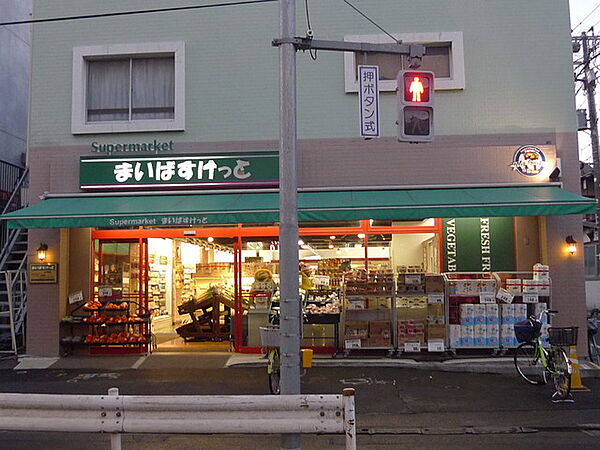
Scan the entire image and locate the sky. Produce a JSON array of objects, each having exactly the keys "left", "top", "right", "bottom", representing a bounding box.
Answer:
[{"left": 570, "top": 0, "right": 600, "bottom": 163}]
